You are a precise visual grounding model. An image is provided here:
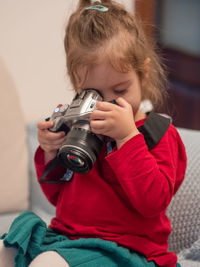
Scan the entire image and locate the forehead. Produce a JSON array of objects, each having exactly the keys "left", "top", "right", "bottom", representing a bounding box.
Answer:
[
  {"left": 73, "top": 32, "right": 136, "bottom": 89},
  {"left": 79, "top": 60, "right": 132, "bottom": 89}
]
